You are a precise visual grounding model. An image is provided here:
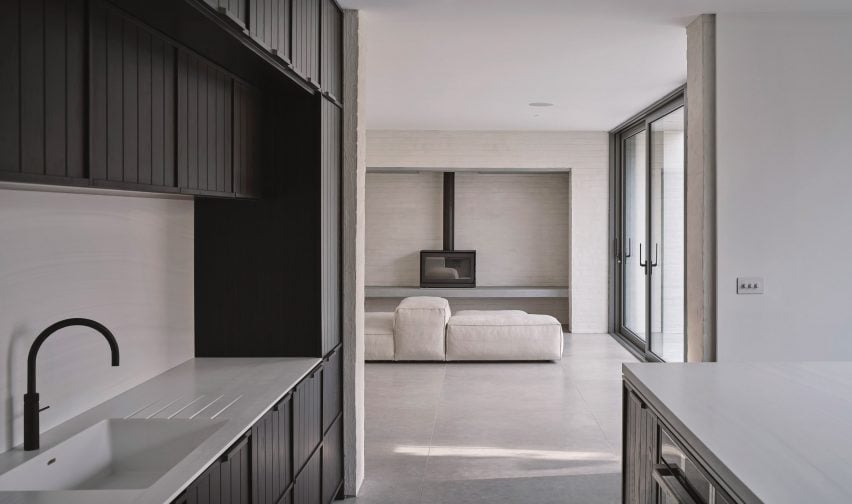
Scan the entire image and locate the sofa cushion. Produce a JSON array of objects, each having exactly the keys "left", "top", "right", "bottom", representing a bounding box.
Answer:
[
  {"left": 365, "top": 312, "right": 394, "bottom": 361},
  {"left": 446, "top": 311, "right": 563, "bottom": 361},
  {"left": 393, "top": 297, "right": 451, "bottom": 361}
]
